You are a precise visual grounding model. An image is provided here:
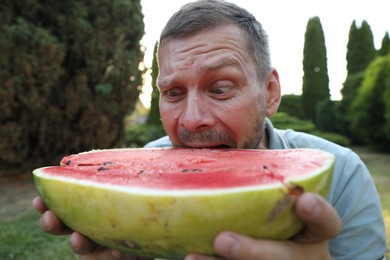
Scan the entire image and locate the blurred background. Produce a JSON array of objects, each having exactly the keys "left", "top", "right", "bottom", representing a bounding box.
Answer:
[{"left": 0, "top": 0, "right": 389, "bottom": 258}]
